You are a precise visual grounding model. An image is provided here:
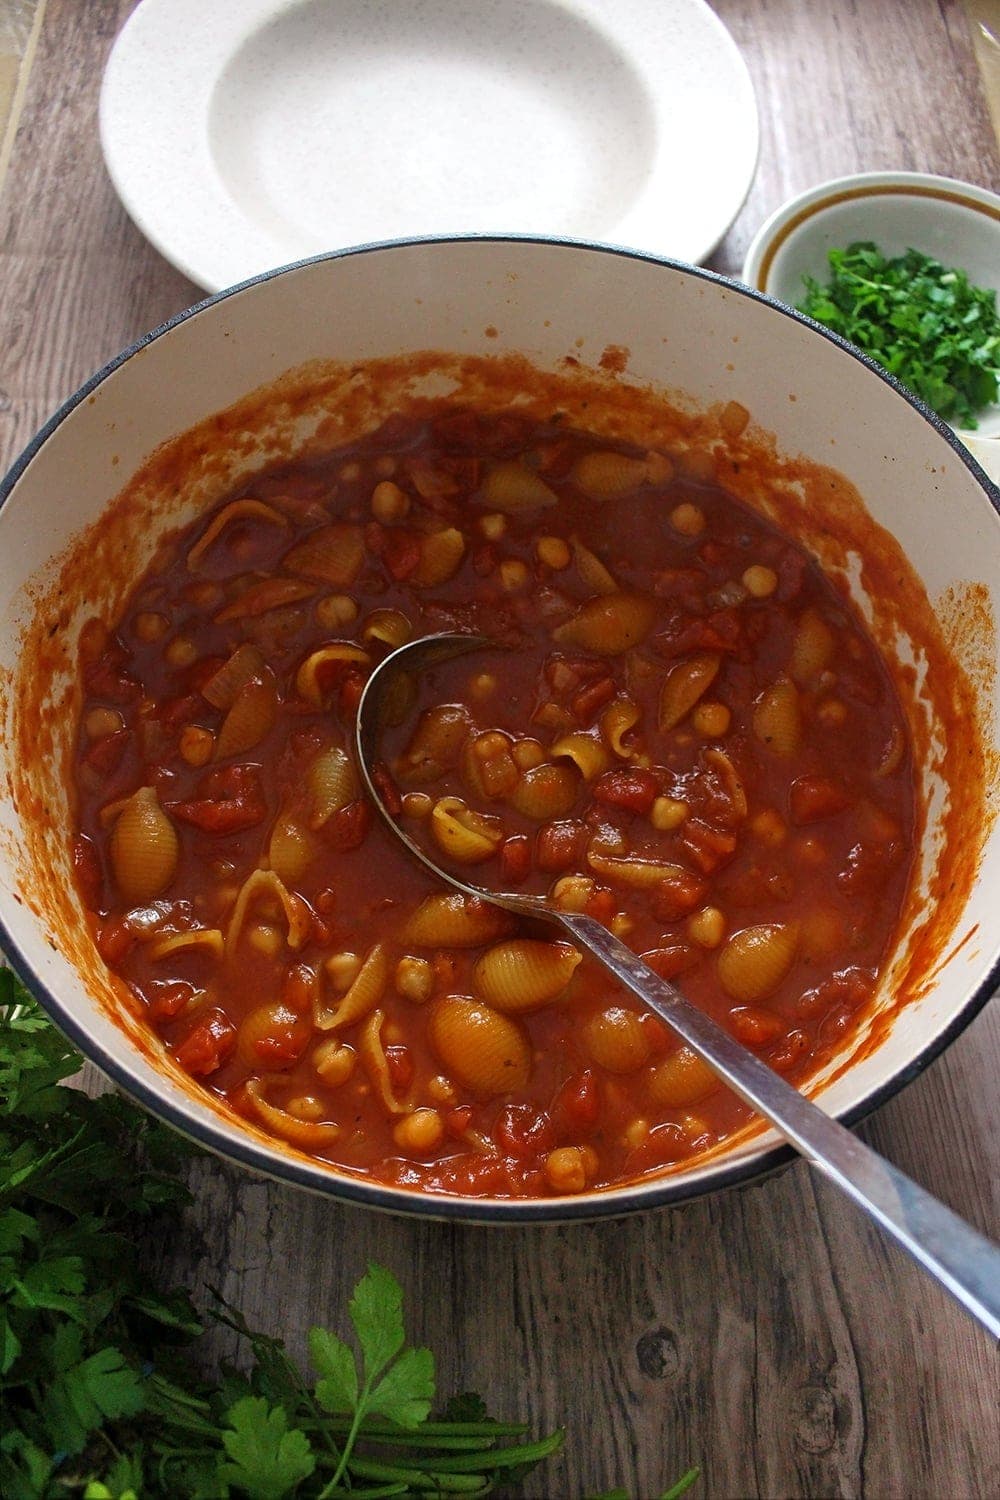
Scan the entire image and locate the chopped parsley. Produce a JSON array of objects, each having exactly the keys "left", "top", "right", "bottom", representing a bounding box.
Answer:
[{"left": 796, "top": 241, "right": 1000, "bottom": 428}]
